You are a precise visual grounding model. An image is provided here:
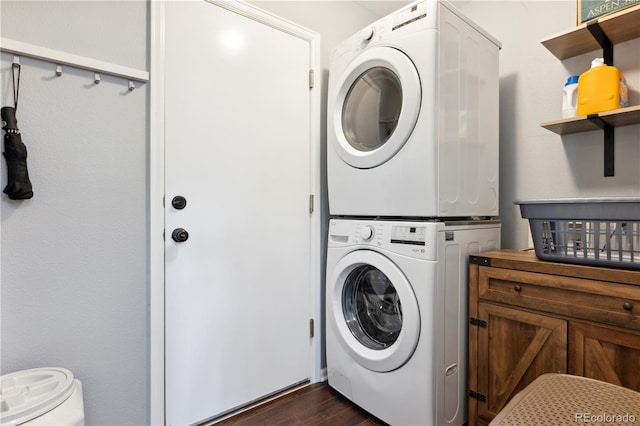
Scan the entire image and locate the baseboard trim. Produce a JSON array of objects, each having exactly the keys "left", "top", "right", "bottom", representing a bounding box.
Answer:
[{"left": 206, "top": 380, "right": 313, "bottom": 425}]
